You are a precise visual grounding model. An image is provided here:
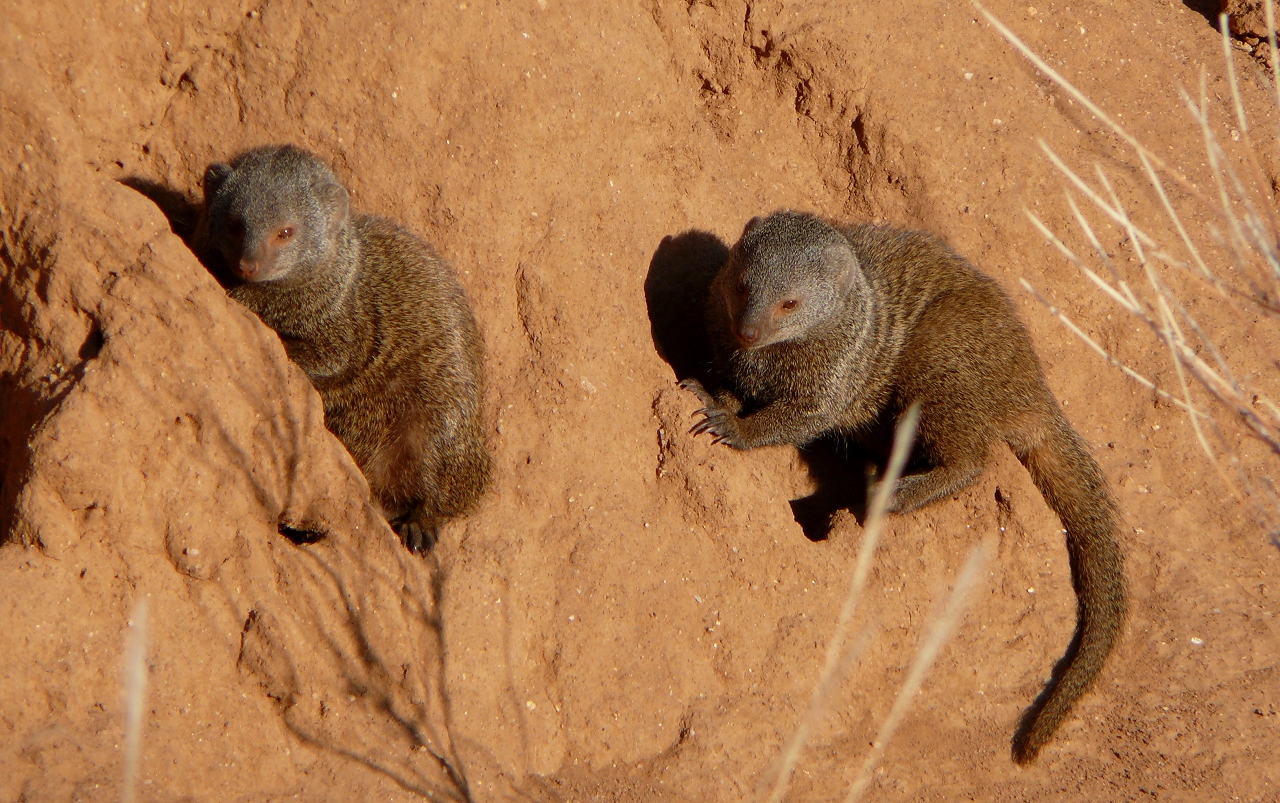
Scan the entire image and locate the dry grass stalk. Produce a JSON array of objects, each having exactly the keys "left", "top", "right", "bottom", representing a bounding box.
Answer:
[
  {"left": 763, "top": 408, "right": 991, "bottom": 801},
  {"left": 843, "top": 538, "right": 993, "bottom": 803},
  {"left": 975, "top": 0, "right": 1280, "bottom": 543},
  {"left": 760, "top": 404, "right": 920, "bottom": 803},
  {"left": 122, "top": 597, "right": 150, "bottom": 803}
]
